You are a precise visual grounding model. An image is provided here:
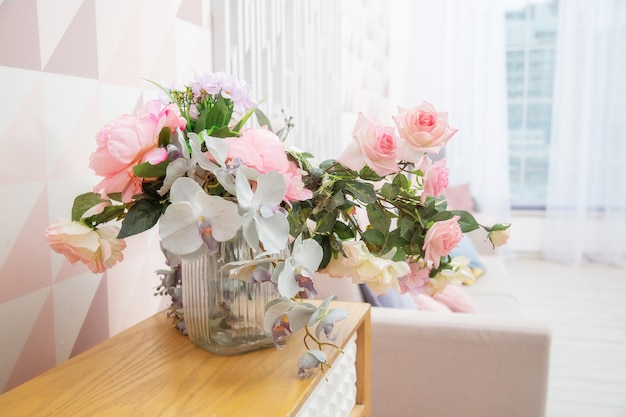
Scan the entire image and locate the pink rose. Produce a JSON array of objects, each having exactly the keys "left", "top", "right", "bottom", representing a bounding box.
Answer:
[
  {"left": 337, "top": 113, "right": 399, "bottom": 176},
  {"left": 416, "top": 156, "right": 449, "bottom": 203},
  {"left": 227, "top": 128, "right": 313, "bottom": 202},
  {"left": 422, "top": 215, "right": 463, "bottom": 268},
  {"left": 398, "top": 259, "right": 432, "bottom": 294},
  {"left": 393, "top": 102, "right": 458, "bottom": 161},
  {"left": 45, "top": 220, "right": 126, "bottom": 274},
  {"left": 90, "top": 100, "right": 186, "bottom": 202}
]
